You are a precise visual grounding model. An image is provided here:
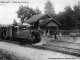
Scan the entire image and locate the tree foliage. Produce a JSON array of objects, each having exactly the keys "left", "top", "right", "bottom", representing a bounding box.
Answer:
[
  {"left": 35, "top": 7, "right": 42, "bottom": 14},
  {"left": 55, "top": 1, "right": 80, "bottom": 30},
  {"left": 17, "top": 6, "right": 41, "bottom": 24},
  {"left": 44, "top": 0, "right": 55, "bottom": 17}
]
